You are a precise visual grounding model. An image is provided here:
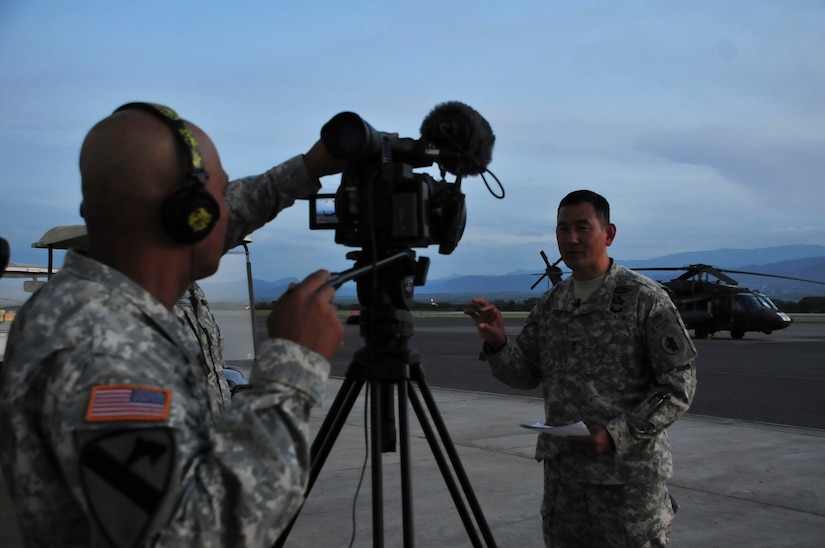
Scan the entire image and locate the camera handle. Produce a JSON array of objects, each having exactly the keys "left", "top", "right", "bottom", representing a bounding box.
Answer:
[
  {"left": 327, "top": 250, "right": 423, "bottom": 289},
  {"left": 274, "top": 250, "right": 496, "bottom": 547}
]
